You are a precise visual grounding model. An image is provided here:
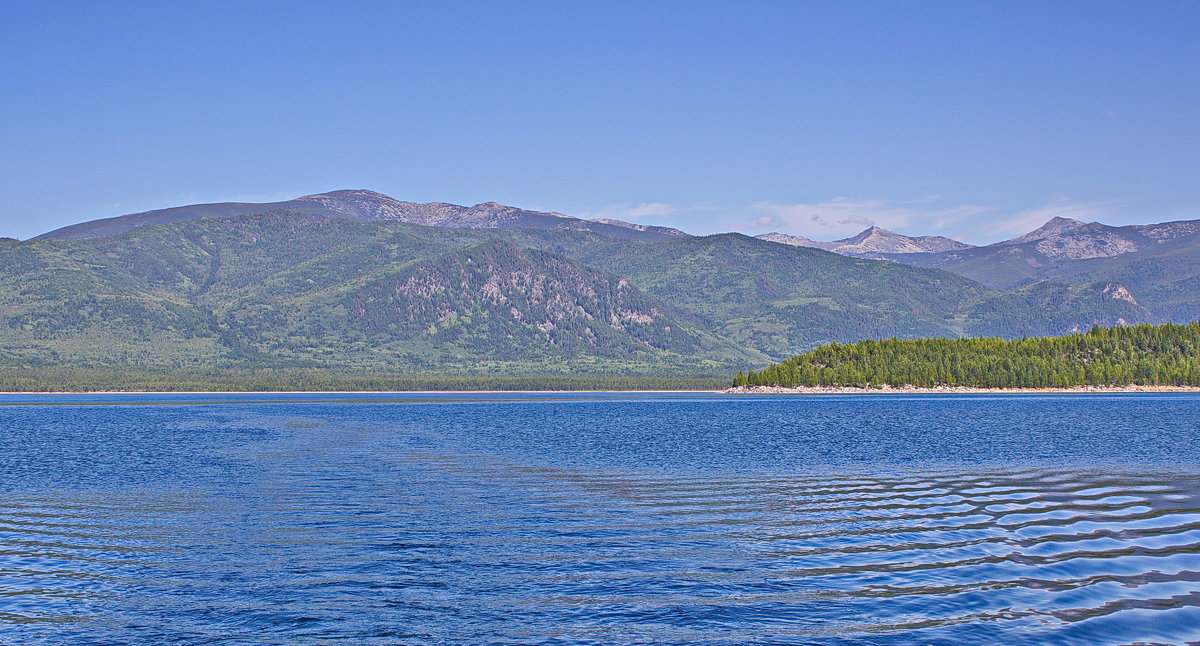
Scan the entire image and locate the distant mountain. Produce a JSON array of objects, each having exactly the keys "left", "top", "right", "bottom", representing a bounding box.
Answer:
[
  {"left": 755, "top": 232, "right": 839, "bottom": 251},
  {"left": 0, "top": 211, "right": 1156, "bottom": 389},
  {"left": 33, "top": 189, "right": 691, "bottom": 243},
  {"left": 9, "top": 191, "right": 1199, "bottom": 390},
  {"left": 554, "top": 231, "right": 1147, "bottom": 355},
  {"left": 4, "top": 213, "right": 745, "bottom": 379},
  {"left": 836, "top": 226, "right": 975, "bottom": 256},
  {"left": 757, "top": 226, "right": 973, "bottom": 258},
  {"left": 991, "top": 216, "right": 1089, "bottom": 247},
  {"left": 881, "top": 216, "right": 1200, "bottom": 322},
  {"left": 587, "top": 218, "right": 690, "bottom": 238},
  {"left": 1131, "top": 219, "right": 1200, "bottom": 242}
]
